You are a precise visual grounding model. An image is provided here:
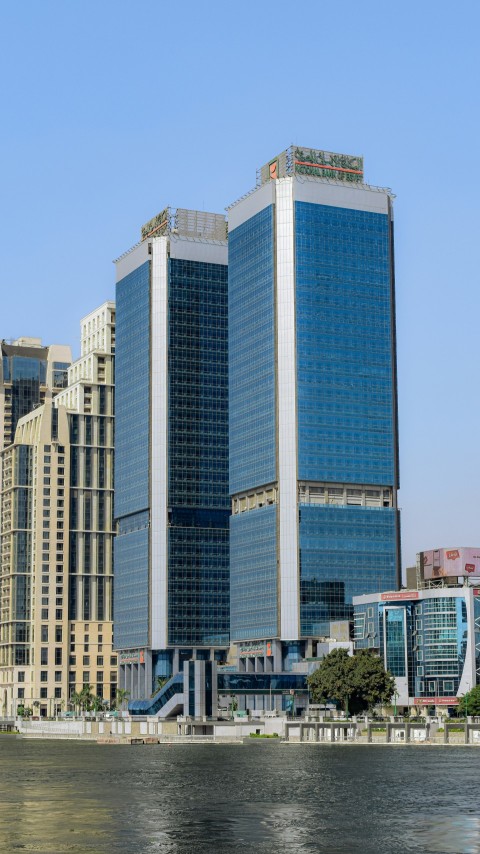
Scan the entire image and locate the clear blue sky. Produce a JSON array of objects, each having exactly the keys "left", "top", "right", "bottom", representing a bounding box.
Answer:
[{"left": 1, "top": 0, "right": 479, "bottom": 574}]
